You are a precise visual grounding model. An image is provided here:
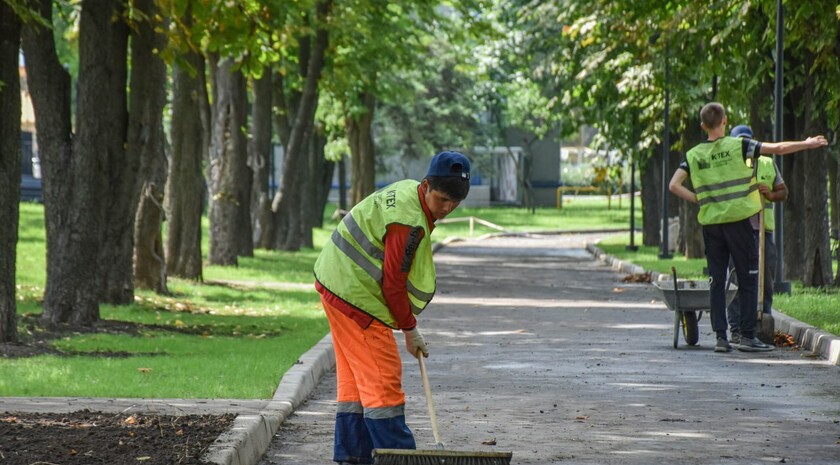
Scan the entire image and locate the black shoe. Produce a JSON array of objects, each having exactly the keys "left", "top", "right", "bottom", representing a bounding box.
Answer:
[
  {"left": 715, "top": 338, "right": 732, "bottom": 353},
  {"left": 737, "top": 337, "right": 774, "bottom": 352}
]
